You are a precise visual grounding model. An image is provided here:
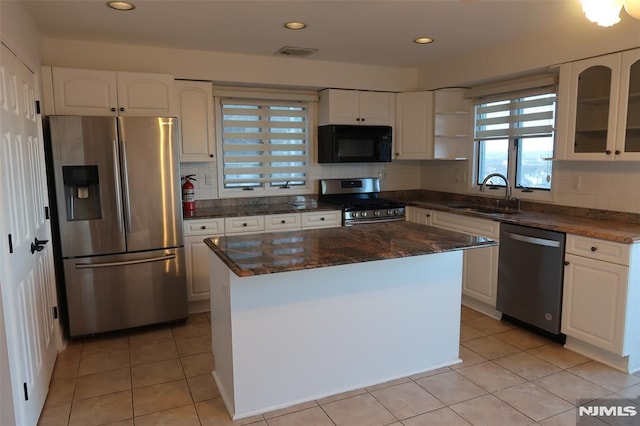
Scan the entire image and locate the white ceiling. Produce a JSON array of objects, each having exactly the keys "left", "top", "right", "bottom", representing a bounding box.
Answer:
[{"left": 21, "top": 0, "right": 595, "bottom": 68}]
